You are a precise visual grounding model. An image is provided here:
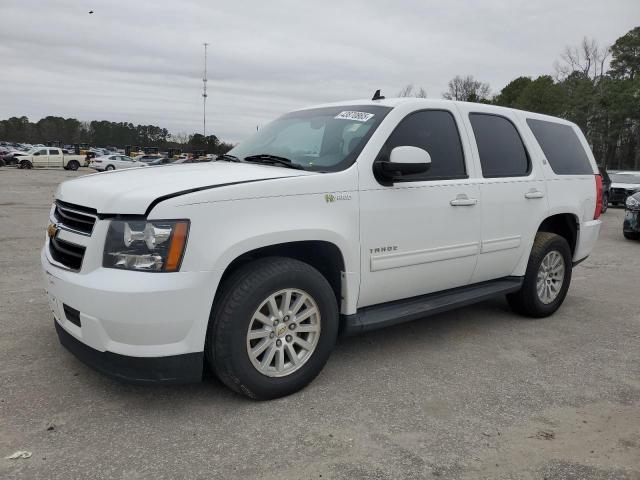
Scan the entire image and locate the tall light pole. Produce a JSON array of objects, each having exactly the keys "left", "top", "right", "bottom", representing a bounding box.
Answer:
[{"left": 202, "top": 42, "right": 209, "bottom": 138}]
